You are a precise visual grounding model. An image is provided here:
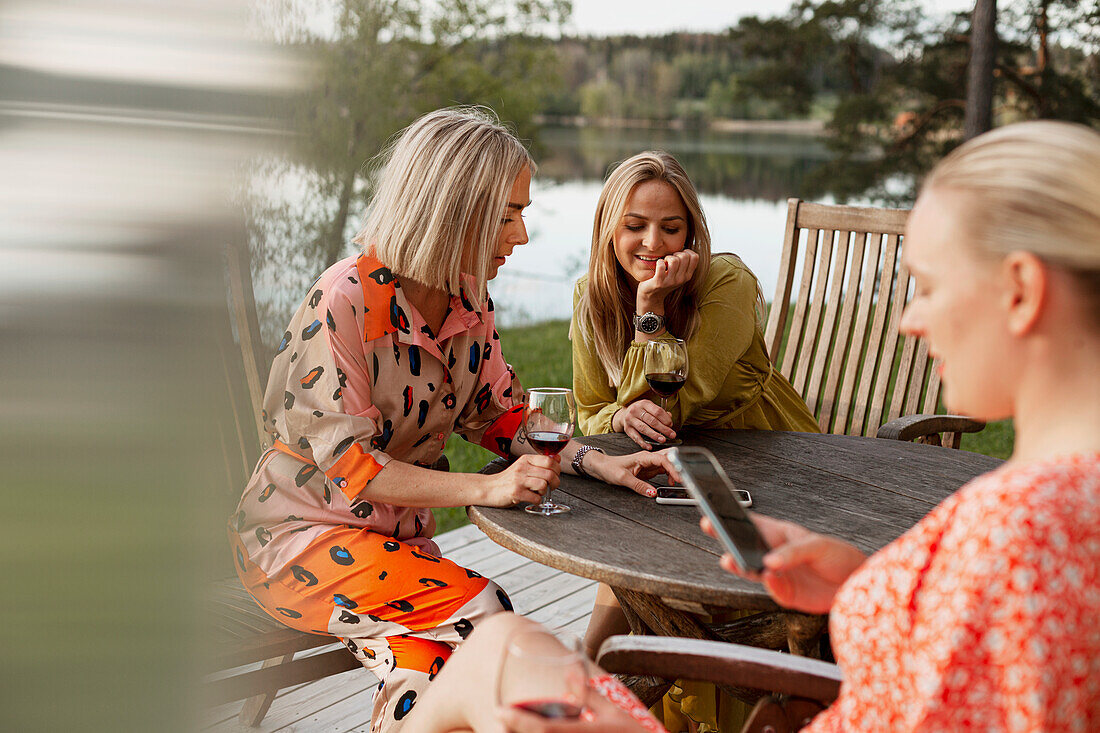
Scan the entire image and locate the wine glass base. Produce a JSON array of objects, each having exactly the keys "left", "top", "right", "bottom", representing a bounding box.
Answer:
[{"left": 525, "top": 502, "right": 572, "bottom": 515}]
